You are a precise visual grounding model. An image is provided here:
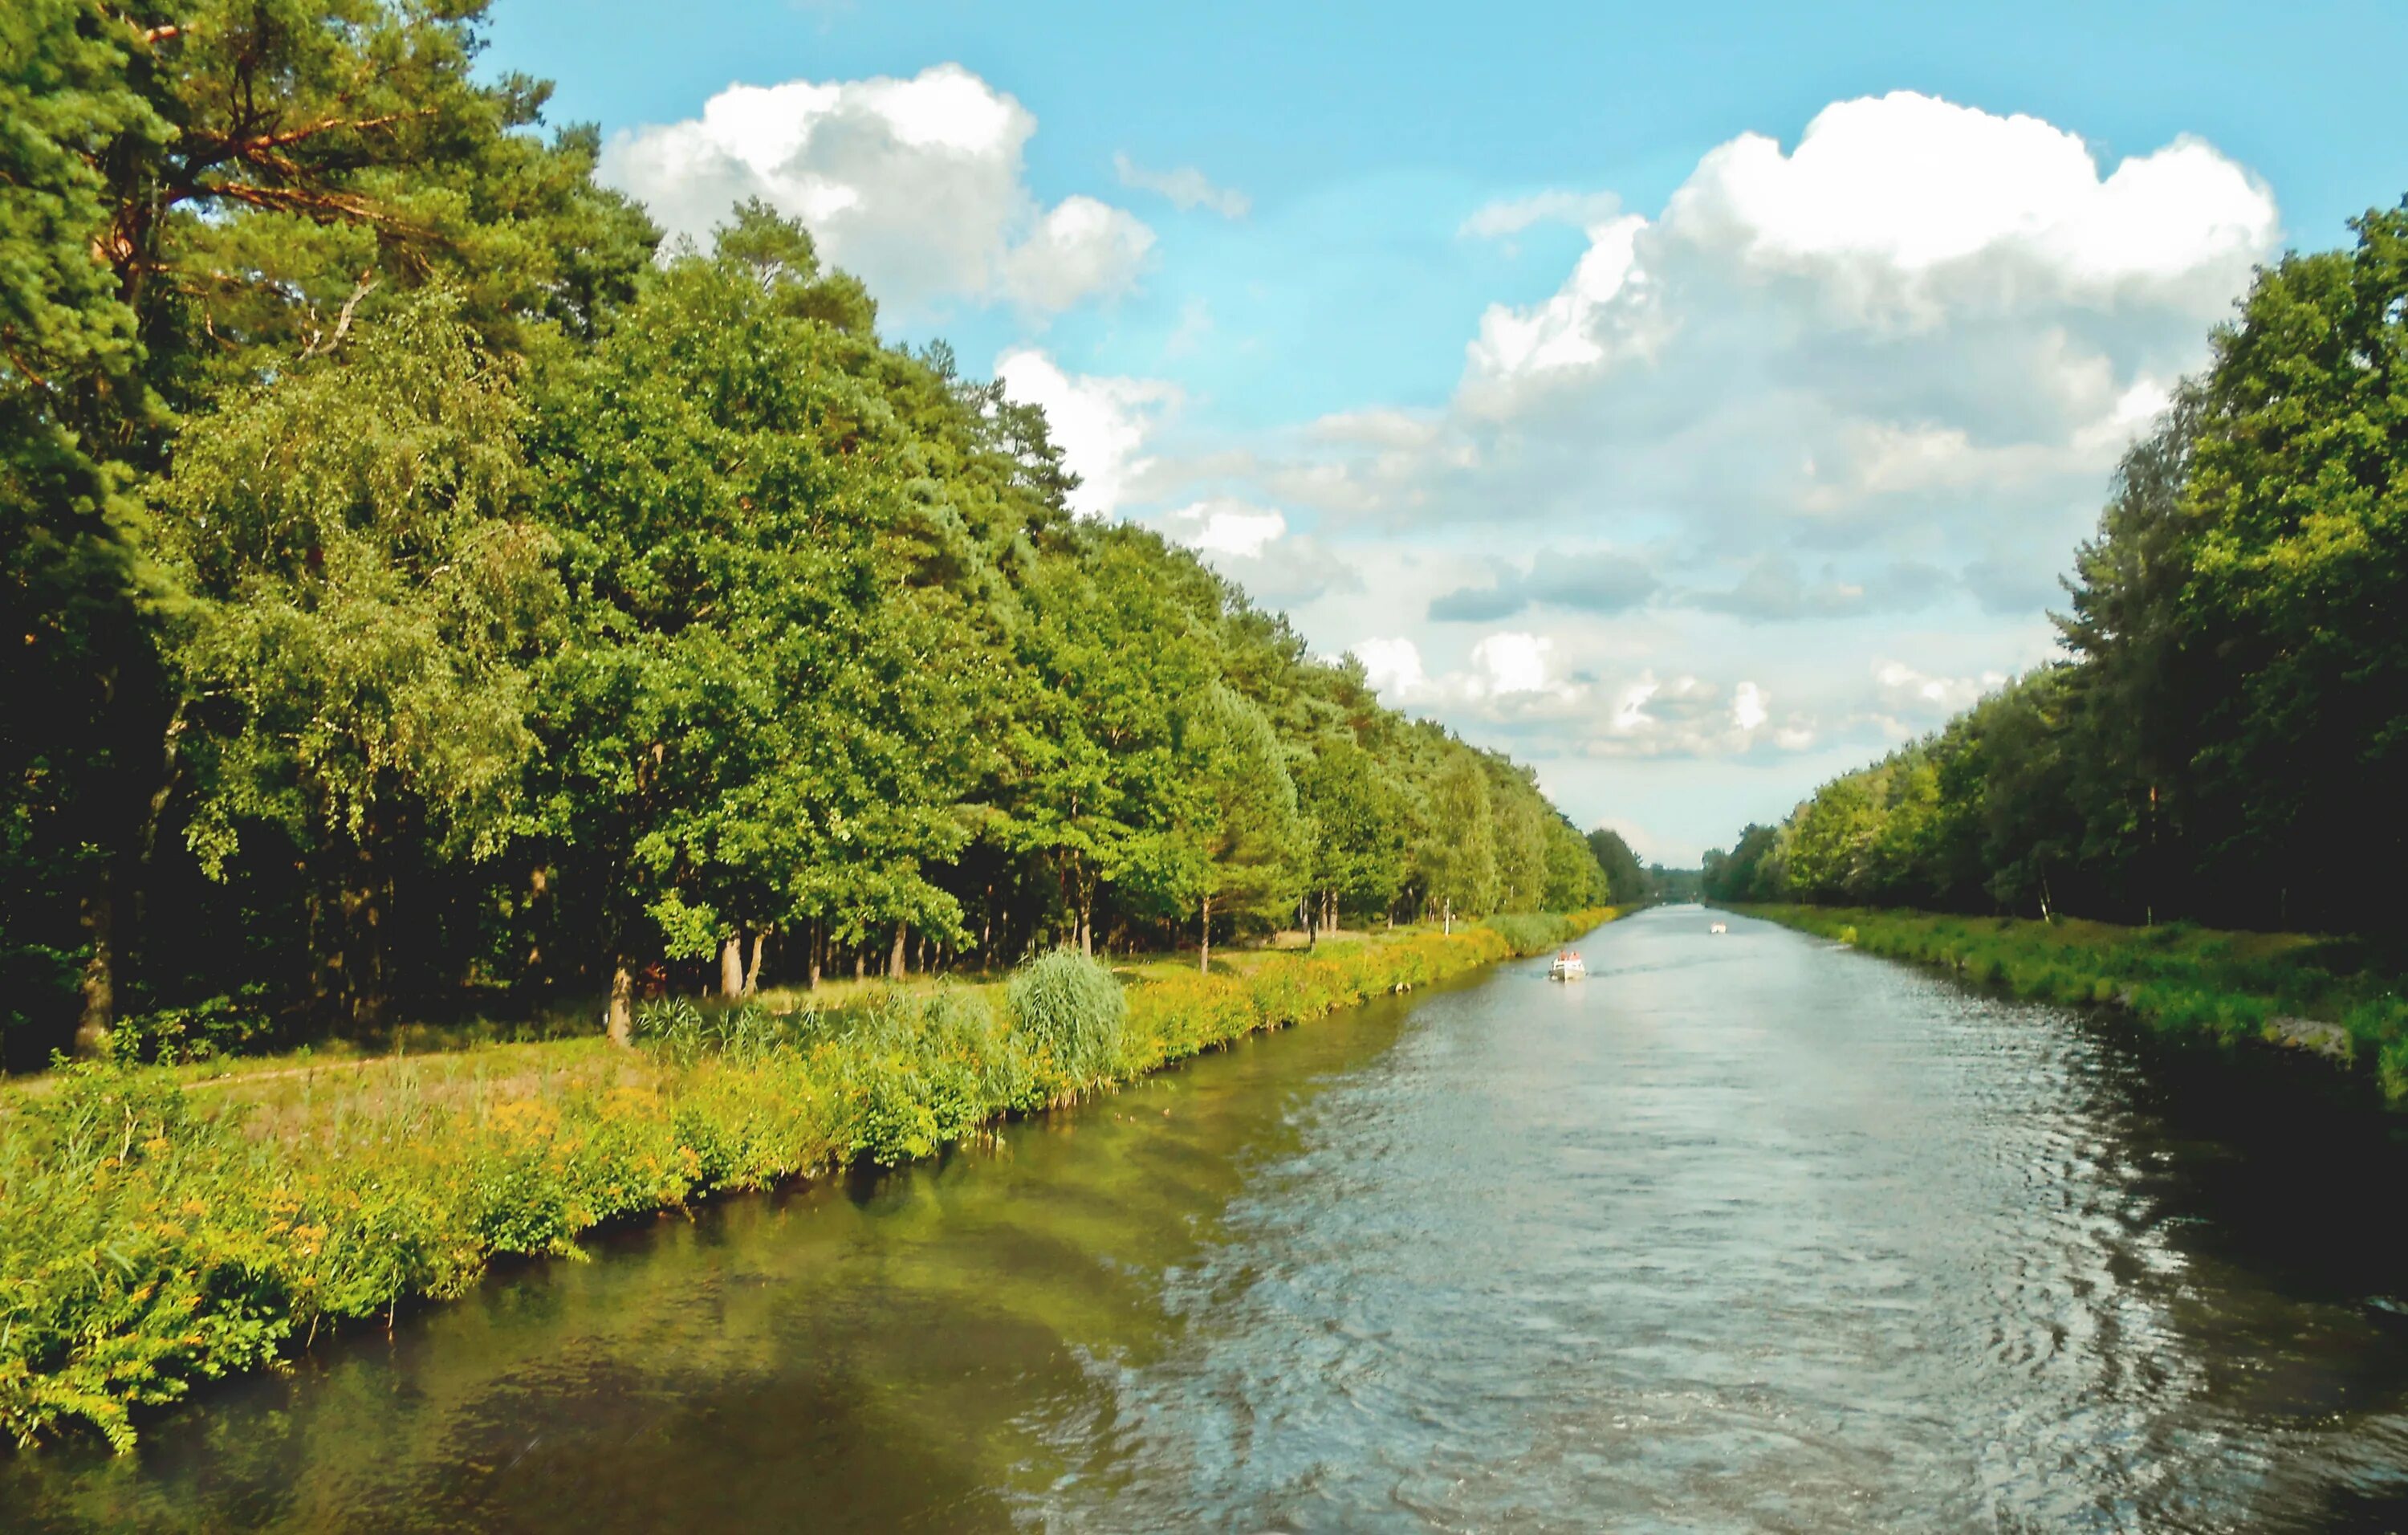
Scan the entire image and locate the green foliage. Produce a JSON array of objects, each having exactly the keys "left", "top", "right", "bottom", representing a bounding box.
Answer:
[
  {"left": 106, "top": 990, "right": 275, "bottom": 1066},
  {"left": 0, "top": 5, "right": 1613, "bottom": 1063},
  {"left": 1420, "top": 754, "right": 1499, "bottom": 920},
  {"left": 1005, "top": 947, "right": 1128, "bottom": 1090},
  {"left": 1584, "top": 828, "right": 1648, "bottom": 906}
]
